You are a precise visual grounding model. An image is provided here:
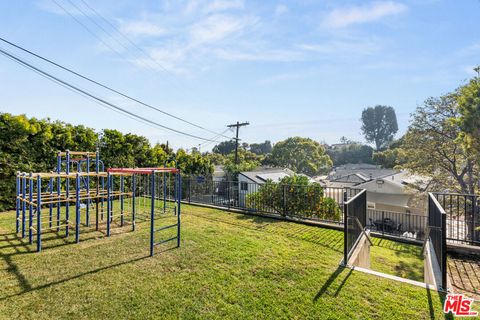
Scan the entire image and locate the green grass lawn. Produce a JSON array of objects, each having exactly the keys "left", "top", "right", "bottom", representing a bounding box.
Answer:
[
  {"left": 370, "top": 237, "right": 424, "bottom": 282},
  {"left": 0, "top": 204, "right": 446, "bottom": 319}
]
